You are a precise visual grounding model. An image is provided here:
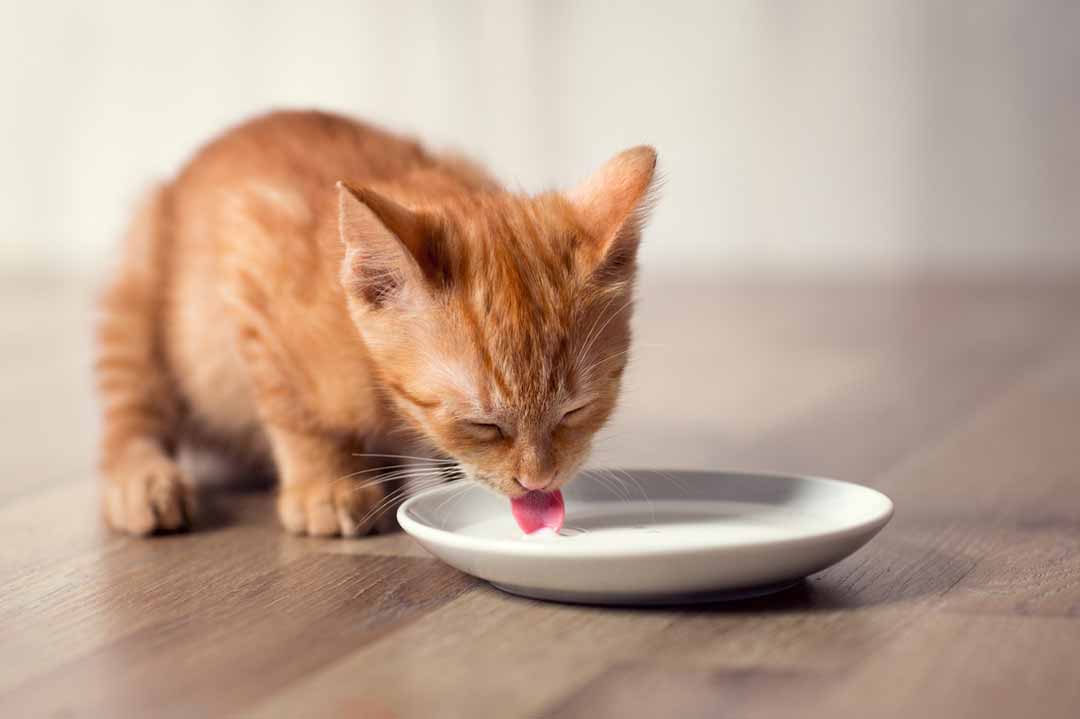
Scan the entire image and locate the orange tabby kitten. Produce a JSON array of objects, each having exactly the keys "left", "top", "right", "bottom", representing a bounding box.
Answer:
[{"left": 96, "top": 110, "right": 657, "bottom": 536}]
